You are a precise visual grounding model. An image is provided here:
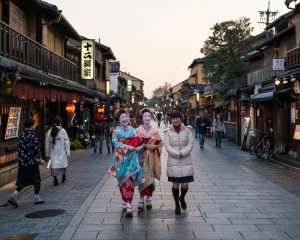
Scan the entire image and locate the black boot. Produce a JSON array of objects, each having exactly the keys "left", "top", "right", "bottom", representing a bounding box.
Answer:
[
  {"left": 172, "top": 188, "right": 181, "bottom": 215},
  {"left": 179, "top": 187, "right": 188, "bottom": 211},
  {"left": 62, "top": 173, "right": 66, "bottom": 183},
  {"left": 54, "top": 176, "right": 58, "bottom": 186}
]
